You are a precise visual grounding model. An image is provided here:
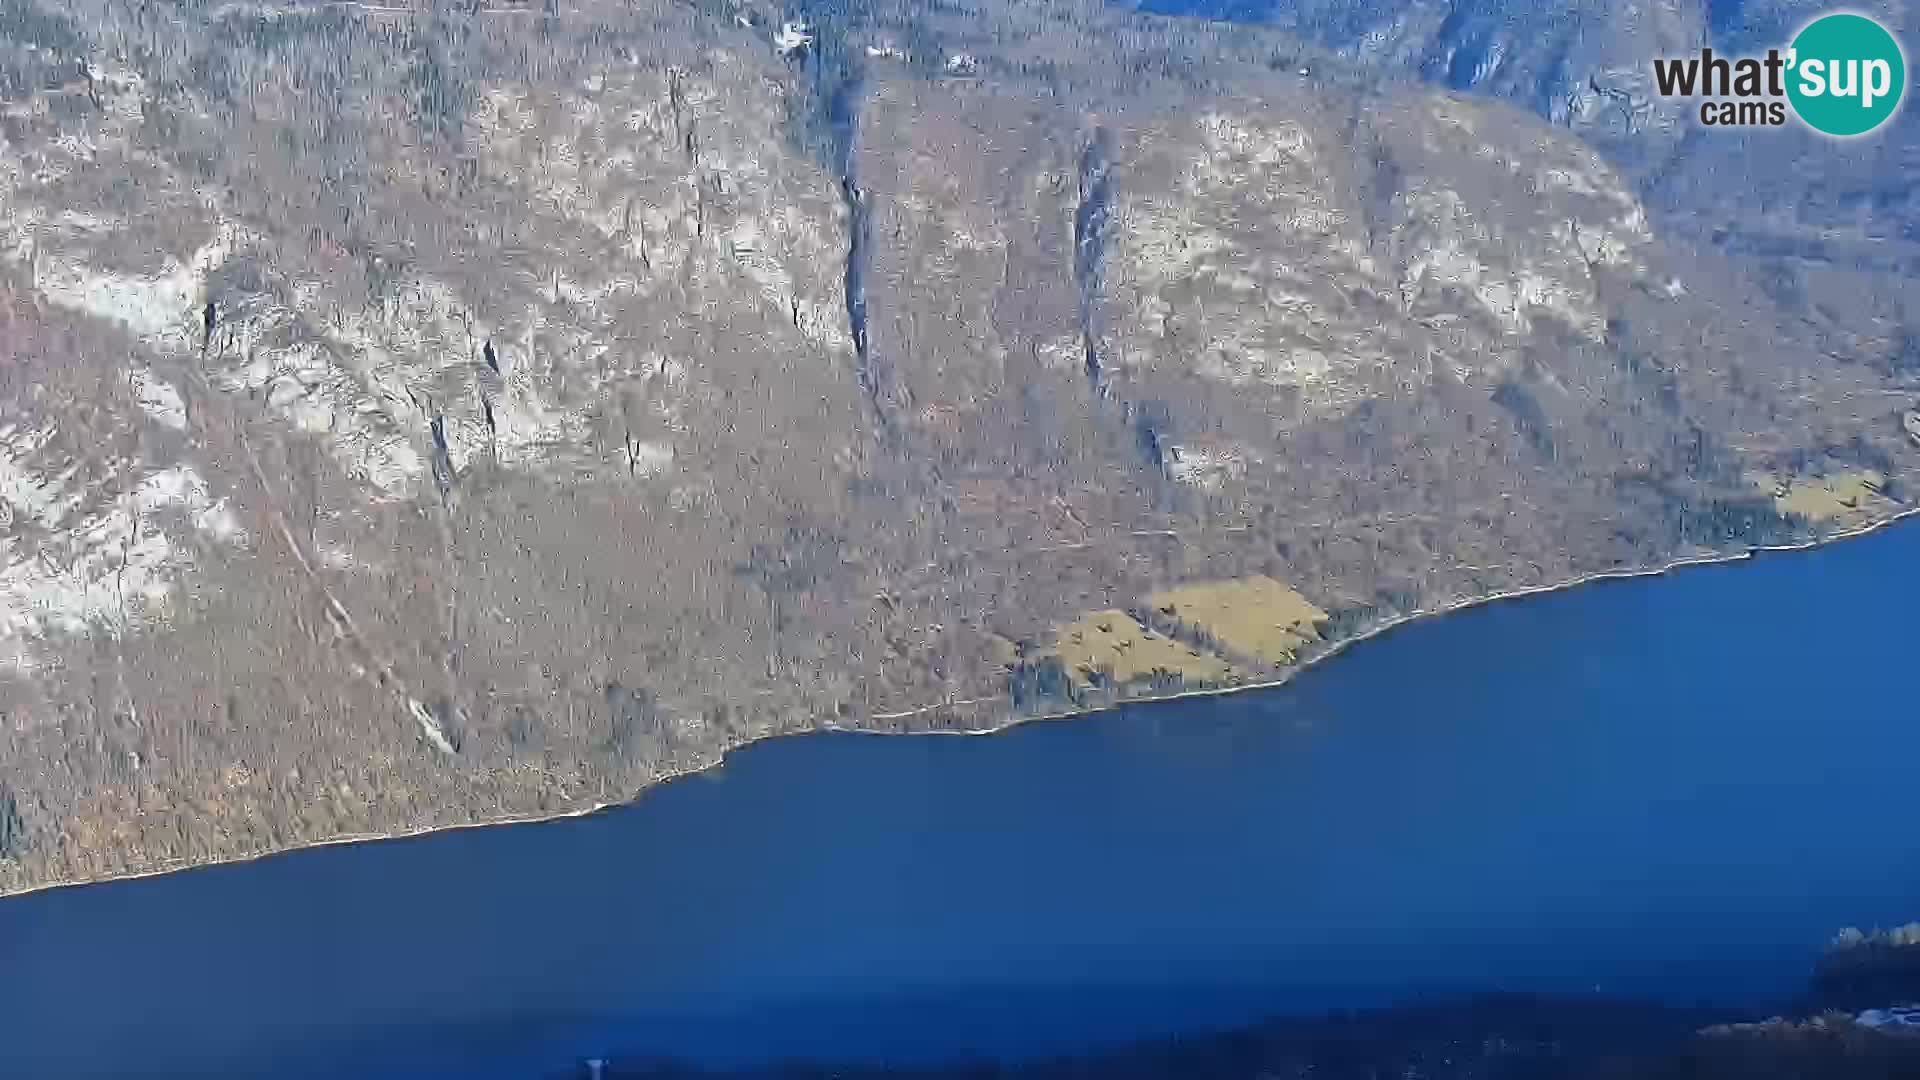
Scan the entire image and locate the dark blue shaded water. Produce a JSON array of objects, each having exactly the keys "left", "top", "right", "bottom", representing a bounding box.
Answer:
[{"left": 3, "top": 524, "right": 1918, "bottom": 1079}]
